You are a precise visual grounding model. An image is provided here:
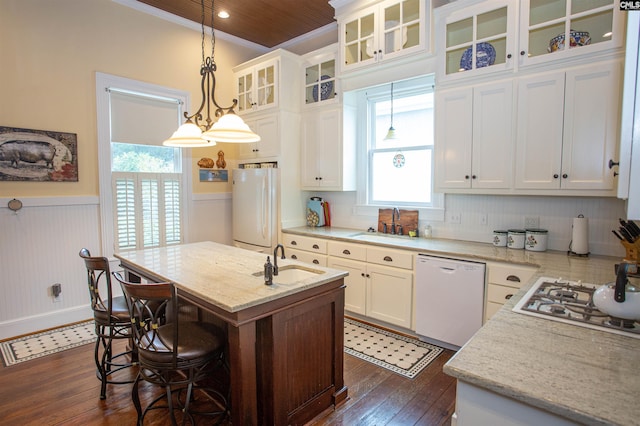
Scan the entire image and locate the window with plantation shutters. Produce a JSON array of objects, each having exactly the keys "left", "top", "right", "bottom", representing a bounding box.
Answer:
[{"left": 107, "top": 86, "right": 185, "bottom": 251}]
